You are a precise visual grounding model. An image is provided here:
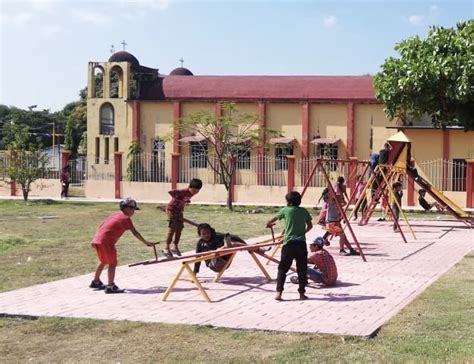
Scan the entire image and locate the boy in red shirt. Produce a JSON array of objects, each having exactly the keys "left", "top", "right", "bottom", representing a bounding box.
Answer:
[
  {"left": 90, "top": 198, "right": 153, "bottom": 294},
  {"left": 164, "top": 178, "right": 202, "bottom": 258}
]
